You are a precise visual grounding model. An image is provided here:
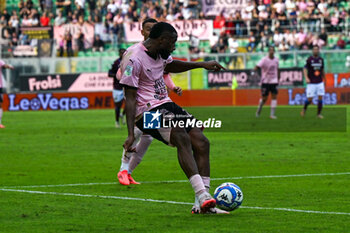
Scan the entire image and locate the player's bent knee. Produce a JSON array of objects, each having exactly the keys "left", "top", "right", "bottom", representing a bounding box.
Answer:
[
  {"left": 170, "top": 128, "right": 191, "bottom": 147},
  {"left": 190, "top": 129, "right": 210, "bottom": 152},
  {"left": 197, "top": 136, "right": 210, "bottom": 152}
]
